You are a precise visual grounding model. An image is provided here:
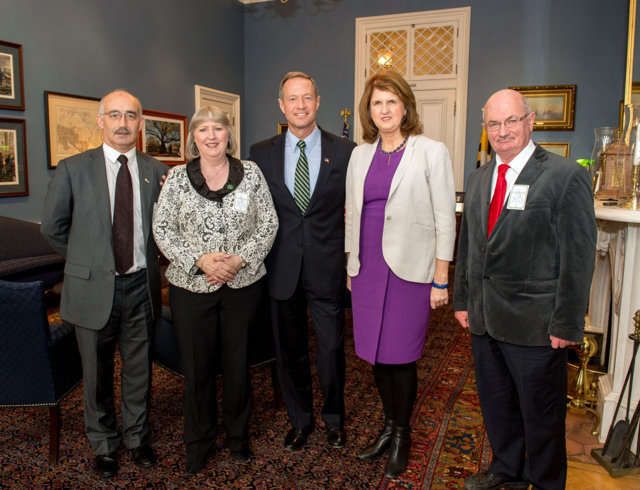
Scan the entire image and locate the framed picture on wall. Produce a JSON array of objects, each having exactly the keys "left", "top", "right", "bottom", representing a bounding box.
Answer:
[
  {"left": 0, "top": 40, "right": 25, "bottom": 111},
  {"left": 538, "top": 142, "right": 570, "bottom": 158},
  {"left": 509, "top": 85, "right": 576, "bottom": 130},
  {"left": 45, "top": 91, "right": 102, "bottom": 168},
  {"left": 138, "top": 110, "right": 187, "bottom": 165},
  {"left": 0, "top": 118, "right": 28, "bottom": 197},
  {"left": 278, "top": 123, "right": 288, "bottom": 135}
]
